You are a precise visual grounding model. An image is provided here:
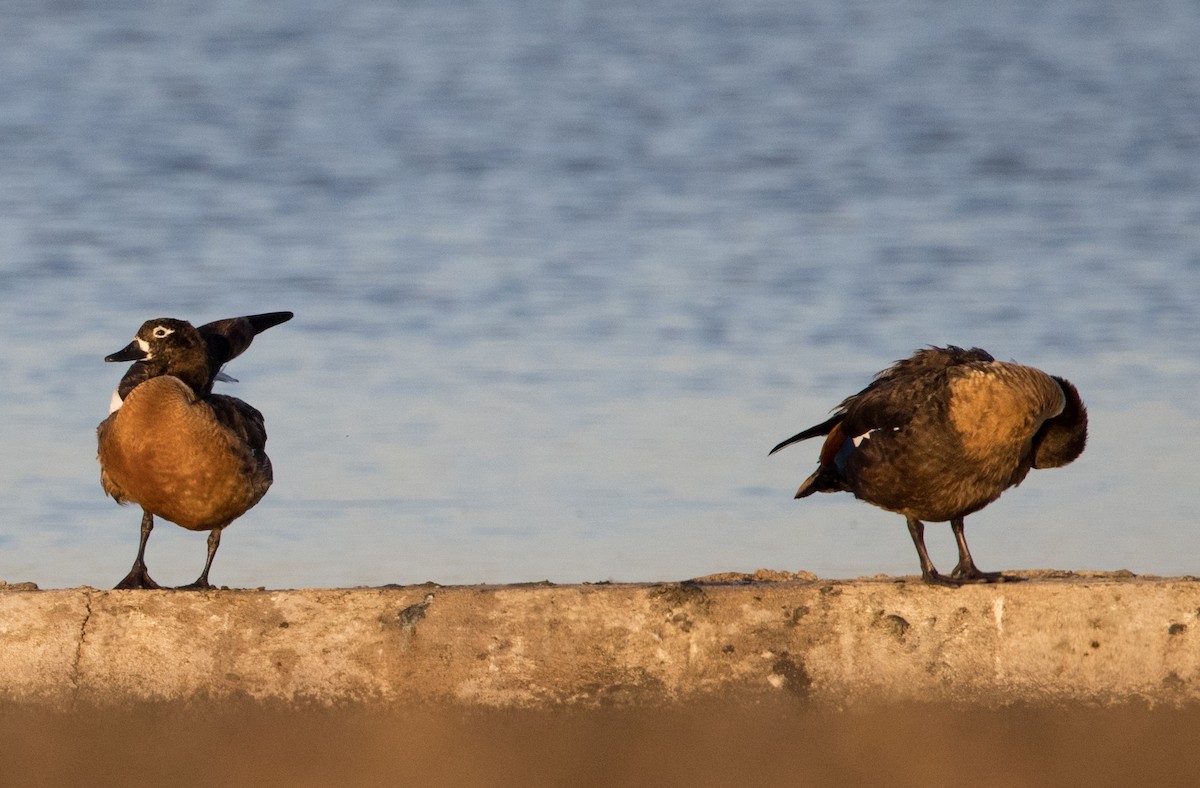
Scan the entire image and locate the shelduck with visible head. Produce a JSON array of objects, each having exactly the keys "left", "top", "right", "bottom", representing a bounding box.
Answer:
[{"left": 97, "top": 311, "right": 293, "bottom": 590}]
